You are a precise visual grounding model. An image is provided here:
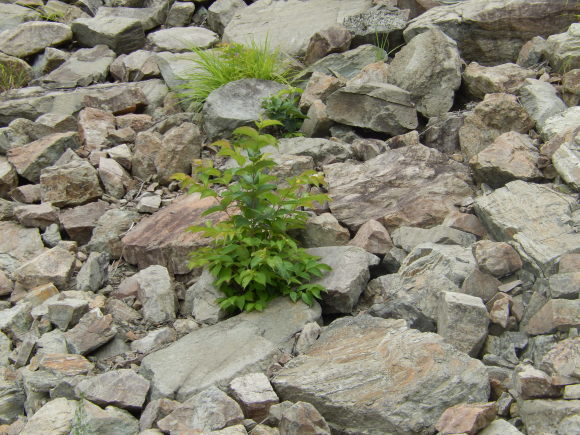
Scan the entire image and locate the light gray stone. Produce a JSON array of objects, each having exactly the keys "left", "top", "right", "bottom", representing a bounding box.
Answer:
[
  {"left": 229, "top": 373, "right": 278, "bottom": 422},
  {"left": 14, "top": 244, "right": 76, "bottom": 290},
  {"left": 148, "top": 27, "right": 218, "bottom": 52},
  {"left": 72, "top": 400, "right": 139, "bottom": 435},
  {"left": 464, "top": 62, "right": 536, "bottom": 99},
  {"left": 553, "top": 140, "right": 580, "bottom": 191},
  {"left": 20, "top": 397, "right": 75, "bottom": 435},
  {"left": 64, "top": 308, "right": 116, "bottom": 355},
  {"left": 0, "top": 221, "right": 44, "bottom": 277},
  {"left": 545, "top": 23, "right": 580, "bottom": 73},
  {"left": 304, "top": 44, "right": 383, "bottom": 80},
  {"left": 110, "top": 50, "right": 160, "bottom": 82},
  {"left": 140, "top": 298, "right": 321, "bottom": 401},
  {"left": 48, "top": 298, "right": 89, "bottom": 331},
  {"left": 0, "top": 4, "right": 40, "bottom": 33},
  {"left": 519, "top": 79, "right": 567, "bottom": 131},
  {"left": 391, "top": 225, "right": 476, "bottom": 252},
  {"left": 272, "top": 315, "right": 490, "bottom": 434},
  {"left": 98, "top": 157, "right": 132, "bottom": 199},
  {"left": 75, "top": 369, "right": 150, "bottom": 410},
  {"left": 87, "top": 209, "right": 139, "bottom": 259},
  {"left": 185, "top": 268, "right": 226, "bottom": 325},
  {"left": 130, "top": 327, "right": 176, "bottom": 354},
  {"left": 274, "top": 137, "right": 353, "bottom": 166},
  {"left": 520, "top": 399, "right": 580, "bottom": 435},
  {"left": 541, "top": 106, "right": 580, "bottom": 141},
  {"left": 76, "top": 251, "right": 109, "bottom": 292},
  {"left": 135, "top": 265, "right": 175, "bottom": 324},
  {"left": 72, "top": 16, "right": 145, "bottom": 54},
  {"left": 166, "top": 1, "right": 195, "bottom": 28},
  {"left": 0, "top": 22, "right": 72, "bottom": 58},
  {"left": 299, "top": 213, "right": 350, "bottom": 248}
]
